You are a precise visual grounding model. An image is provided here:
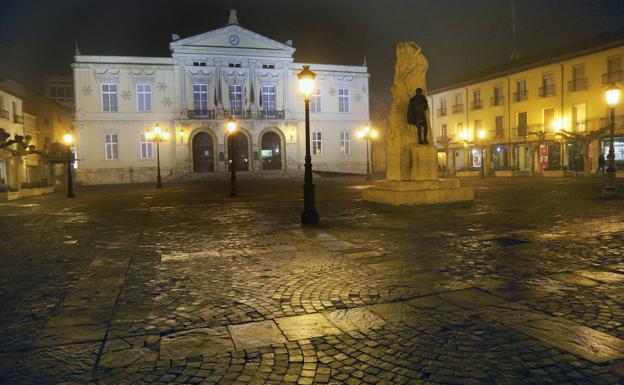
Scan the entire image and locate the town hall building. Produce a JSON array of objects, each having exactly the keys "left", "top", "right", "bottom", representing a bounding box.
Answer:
[{"left": 71, "top": 10, "right": 370, "bottom": 184}]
